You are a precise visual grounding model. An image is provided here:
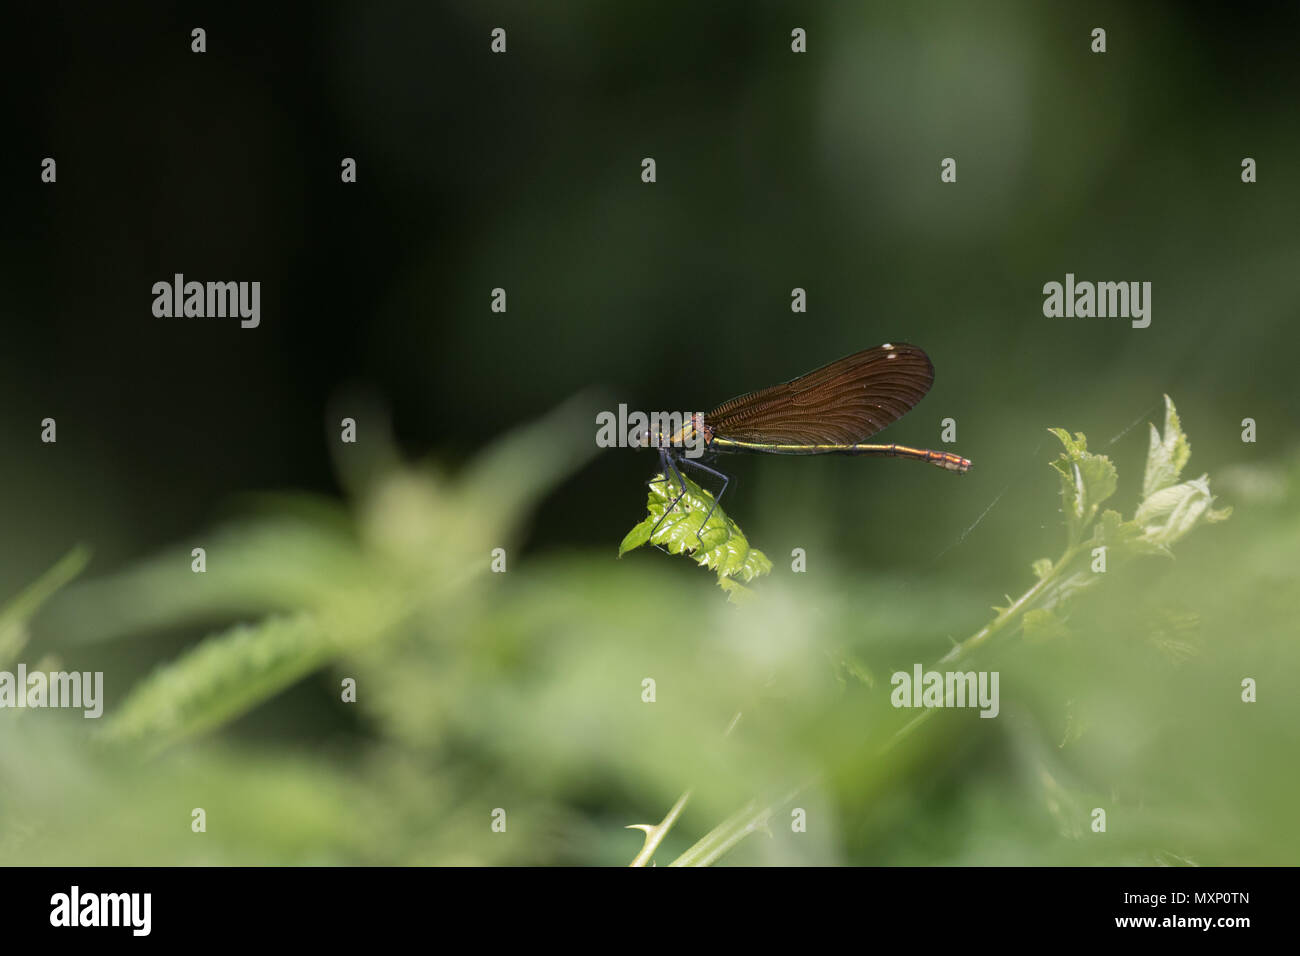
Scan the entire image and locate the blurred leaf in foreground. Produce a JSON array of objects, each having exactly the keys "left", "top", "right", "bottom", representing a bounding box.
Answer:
[
  {"left": 0, "top": 546, "right": 90, "bottom": 670},
  {"left": 70, "top": 397, "right": 598, "bottom": 752}
]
